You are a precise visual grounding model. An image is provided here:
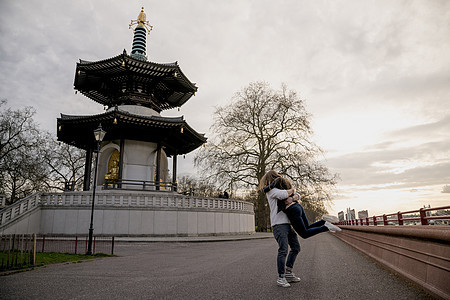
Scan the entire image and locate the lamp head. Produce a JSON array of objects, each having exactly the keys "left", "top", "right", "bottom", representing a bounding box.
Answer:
[{"left": 93, "top": 124, "right": 106, "bottom": 142}]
